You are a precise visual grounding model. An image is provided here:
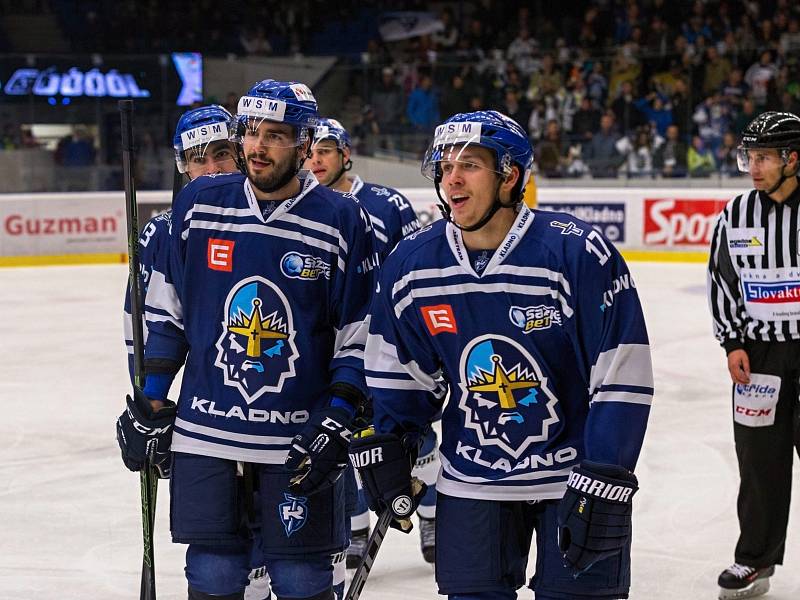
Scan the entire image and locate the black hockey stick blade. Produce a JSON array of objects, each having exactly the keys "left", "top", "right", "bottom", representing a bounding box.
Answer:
[
  {"left": 343, "top": 509, "right": 393, "bottom": 600},
  {"left": 344, "top": 479, "right": 422, "bottom": 600}
]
